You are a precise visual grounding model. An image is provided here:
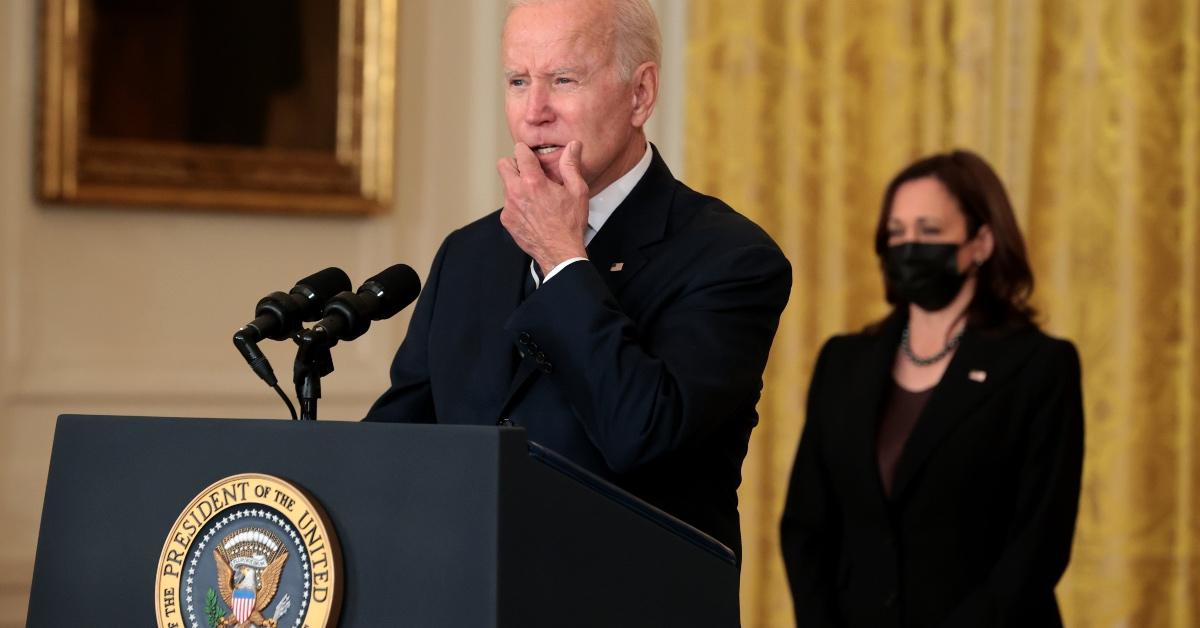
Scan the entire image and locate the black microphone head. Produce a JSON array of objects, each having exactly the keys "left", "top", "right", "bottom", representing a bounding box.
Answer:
[
  {"left": 359, "top": 264, "right": 421, "bottom": 319},
  {"left": 291, "top": 267, "right": 352, "bottom": 321}
]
